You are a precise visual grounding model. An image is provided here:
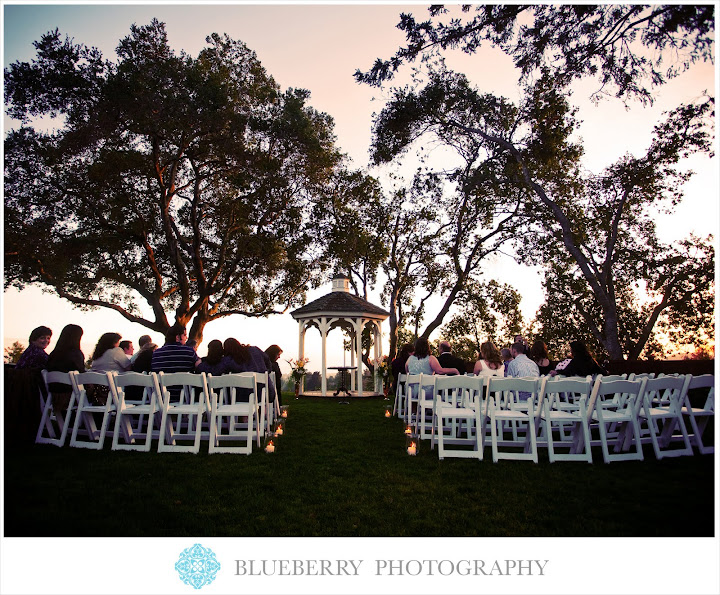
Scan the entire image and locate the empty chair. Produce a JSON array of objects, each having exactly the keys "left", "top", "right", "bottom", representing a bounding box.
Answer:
[
  {"left": 432, "top": 375, "right": 484, "bottom": 460},
  {"left": 587, "top": 377, "right": 647, "bottom": 463},
  {"left": 157, "top": 372, "right": 211, "bottom": 454},
  {"left": 541, "top": 377, "right": 593, "bottom": 463},
  {"left": 36, "top": 370, "right": 79, "bottom": 447},
  {"left": 69, "top": 371, "right": 119, "bottom": 450},
  {"left": 414, "top": 375, "right": 438, "bottom": 440},
  {"left": 681, "top": 374, "right": 714, "bottom": 454},
  {"left": 206, "top": 372, "right": 260, "bottom": 454},
  {"left": 403, "top": 374, "right": 423, "bottom": 430},
  {"left": 111, "top": 372, "right": 163, "bottom": 452},
  {"left": 486, "top": 376, "right": 546, "bottom": 463}
]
